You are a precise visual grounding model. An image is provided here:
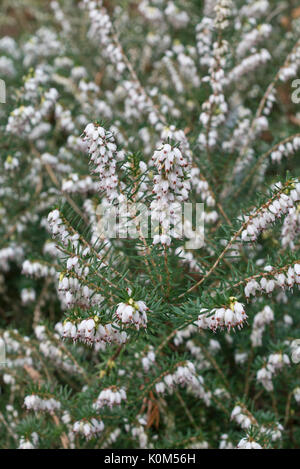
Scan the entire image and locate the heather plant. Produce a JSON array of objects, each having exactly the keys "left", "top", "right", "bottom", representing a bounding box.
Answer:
[{"left": 1, "top": 0, "right": 300, "bottom": 450}]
